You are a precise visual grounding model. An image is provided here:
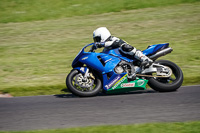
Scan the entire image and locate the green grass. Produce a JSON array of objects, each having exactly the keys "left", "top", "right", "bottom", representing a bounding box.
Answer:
[
  {"left": 0, "top": 121, "right": 200, "bottom": 133},
  {"left": 0, "top": 2, "right": 200, "bottom": 96},
  {"left": 0, "top": 0, "right": 199, "bottom": 23}
]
